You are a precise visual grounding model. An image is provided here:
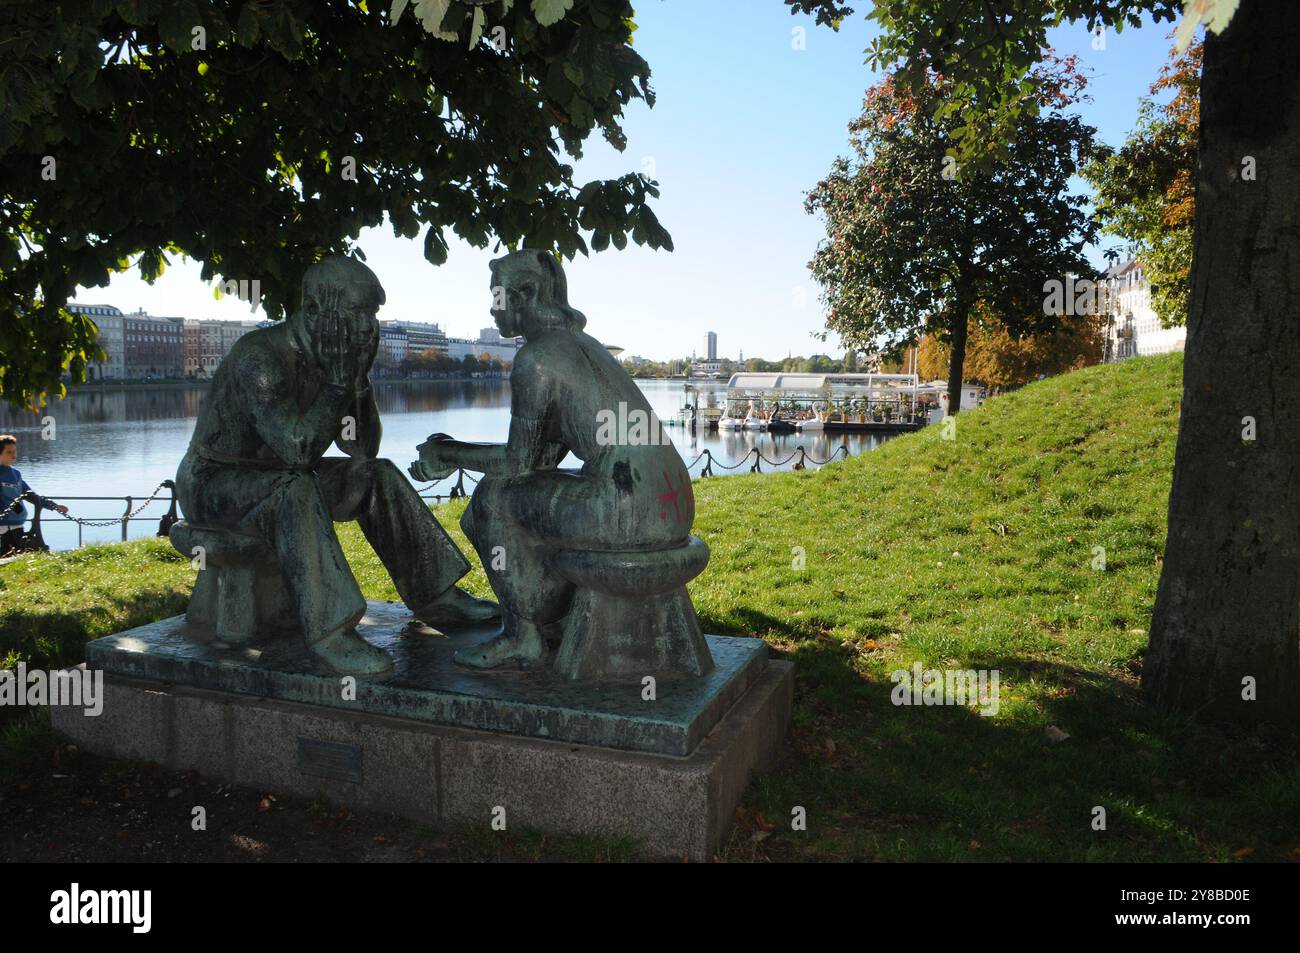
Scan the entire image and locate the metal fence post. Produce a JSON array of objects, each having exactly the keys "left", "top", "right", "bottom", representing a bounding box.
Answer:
[
  {"left": 157, "top": 480, "right": 179, "bottom": 537},
  {"left": 21, "top": 492, "right": 48, "bottom": 552}
]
